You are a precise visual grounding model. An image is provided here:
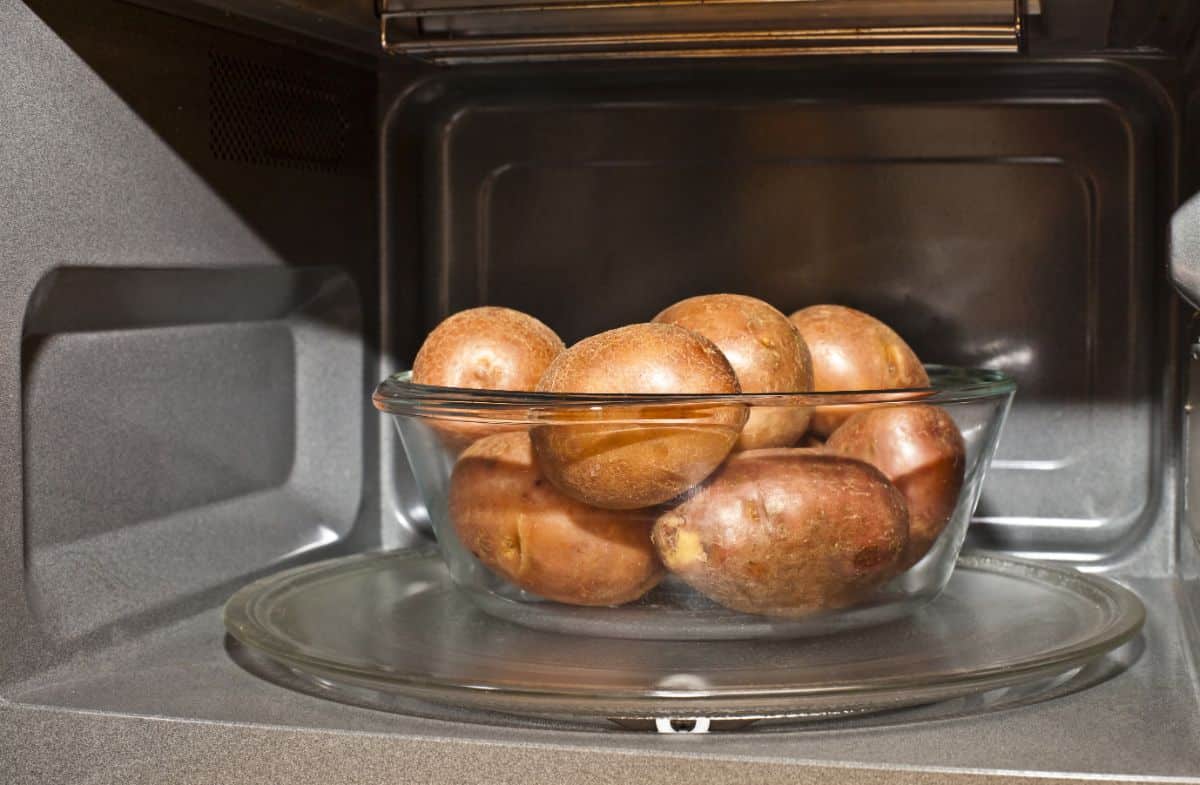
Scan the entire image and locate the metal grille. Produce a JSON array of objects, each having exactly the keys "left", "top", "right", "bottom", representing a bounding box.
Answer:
[{"left": 209, "top": 52, "right": 350, "bottom": 173}]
